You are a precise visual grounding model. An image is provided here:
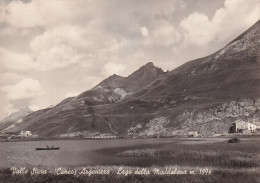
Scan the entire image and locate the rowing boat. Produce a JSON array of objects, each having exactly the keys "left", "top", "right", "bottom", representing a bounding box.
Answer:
[{"left": 35, "top": 147, "right": 59, "bottom": 150}]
